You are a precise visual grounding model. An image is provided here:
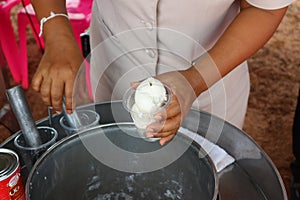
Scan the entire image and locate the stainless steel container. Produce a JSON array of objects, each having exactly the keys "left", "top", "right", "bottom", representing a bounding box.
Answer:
[
  {"left": 0, "top": 101, "right": 287, "bottom": 199},
  {"left": 26, "top": 123, "right": 218, "bottom": 200}
]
